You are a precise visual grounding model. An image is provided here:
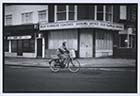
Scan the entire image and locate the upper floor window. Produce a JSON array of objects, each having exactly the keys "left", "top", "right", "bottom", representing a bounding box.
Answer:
[
  {"left": 97, "top": 5, "right": 113, "bottom": 21},
  {"left": 97, "top": 5, "right": 104, "bottom": 20},
  {"left": 56, "top": 5, "right": 76, "bottom": 21},
  {"left": 22, "top": 12, "right": 33, "bottom": 24},
  {"left": 106, "top": 5, "right": 113, "bottom": 21},
  {"left": 120, "top": 5, "right": 127, "bottom": 20},
  {"left": 68, "top": 5, "right": 75, "bottom": 20},
  {"left": 57, "top": 5, "right": 66, "bottom": 21},
  {"left": 38, "top": 10, "right": 47, "bottom": 22},
  {"left": 77, "top": 5, "right": 113, "bottom": 22},
  {"left": 5, "top": 15, "right": 12, "bottom": 25}
]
